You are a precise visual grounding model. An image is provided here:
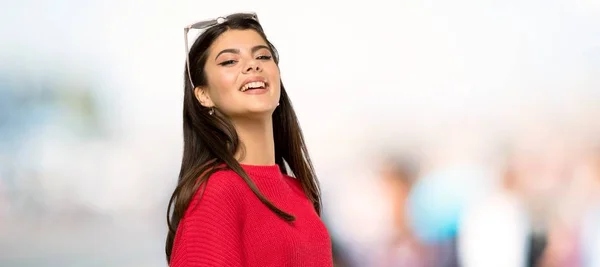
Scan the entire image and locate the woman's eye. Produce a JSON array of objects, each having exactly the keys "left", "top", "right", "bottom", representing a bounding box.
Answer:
[
  {"left": 257, "top": 55, "right": 272, "bottom": 60},
  {"left": 219, "top": 60, "right": 237, "bottom": 66}
]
